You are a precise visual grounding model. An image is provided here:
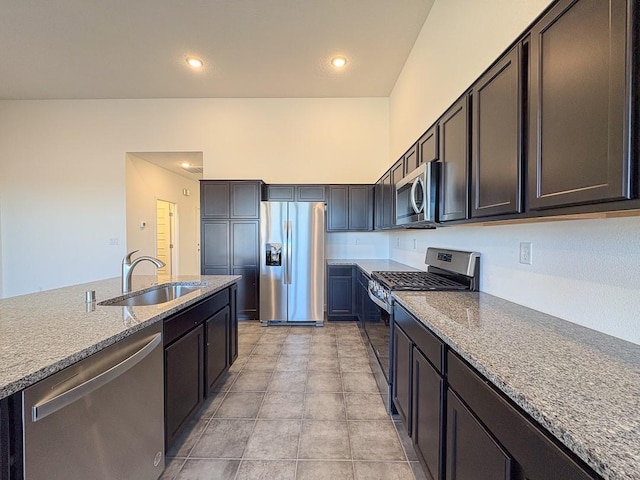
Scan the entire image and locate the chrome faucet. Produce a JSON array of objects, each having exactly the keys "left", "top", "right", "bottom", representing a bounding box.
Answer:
[{"left": 121, "top": 250, "right": 166, "bottom": 293}]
